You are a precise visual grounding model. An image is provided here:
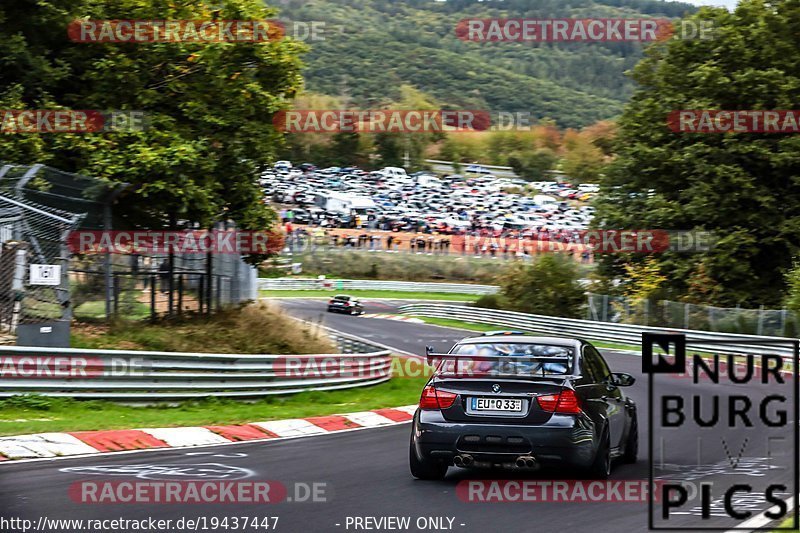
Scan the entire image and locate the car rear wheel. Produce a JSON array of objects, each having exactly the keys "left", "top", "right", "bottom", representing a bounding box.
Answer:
[
  {"left": 623, "top": 417, "right": 638, "bottom": 464},
  {"left": 589, "top": 429, "right": 611, "bottom": 479},
  {"left": 409, "top": 443, "right": 448, "bottom": 480}
]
